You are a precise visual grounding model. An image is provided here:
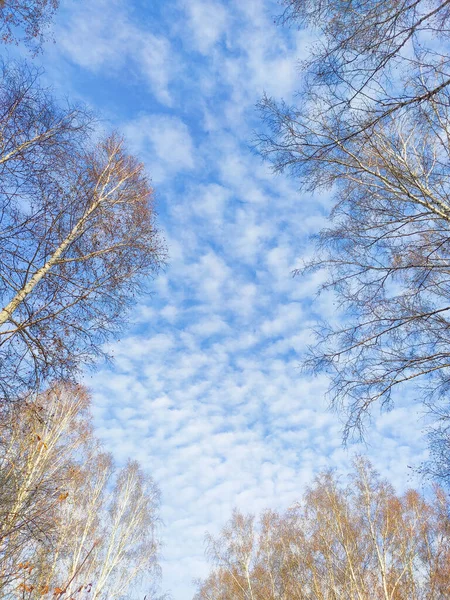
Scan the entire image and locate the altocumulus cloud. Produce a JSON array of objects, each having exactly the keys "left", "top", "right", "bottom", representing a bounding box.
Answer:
[
  {"left": 28, "top": 0, "right": 432, "bottom": 598},
  {"left": 124, "top": 115, "right": 196, "bottom": 183}
]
